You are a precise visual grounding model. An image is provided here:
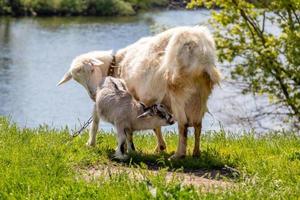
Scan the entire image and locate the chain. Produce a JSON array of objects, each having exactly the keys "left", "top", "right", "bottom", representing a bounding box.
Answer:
[{"left": 70, "top": 116, "right": 93, "bottom": 138}]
